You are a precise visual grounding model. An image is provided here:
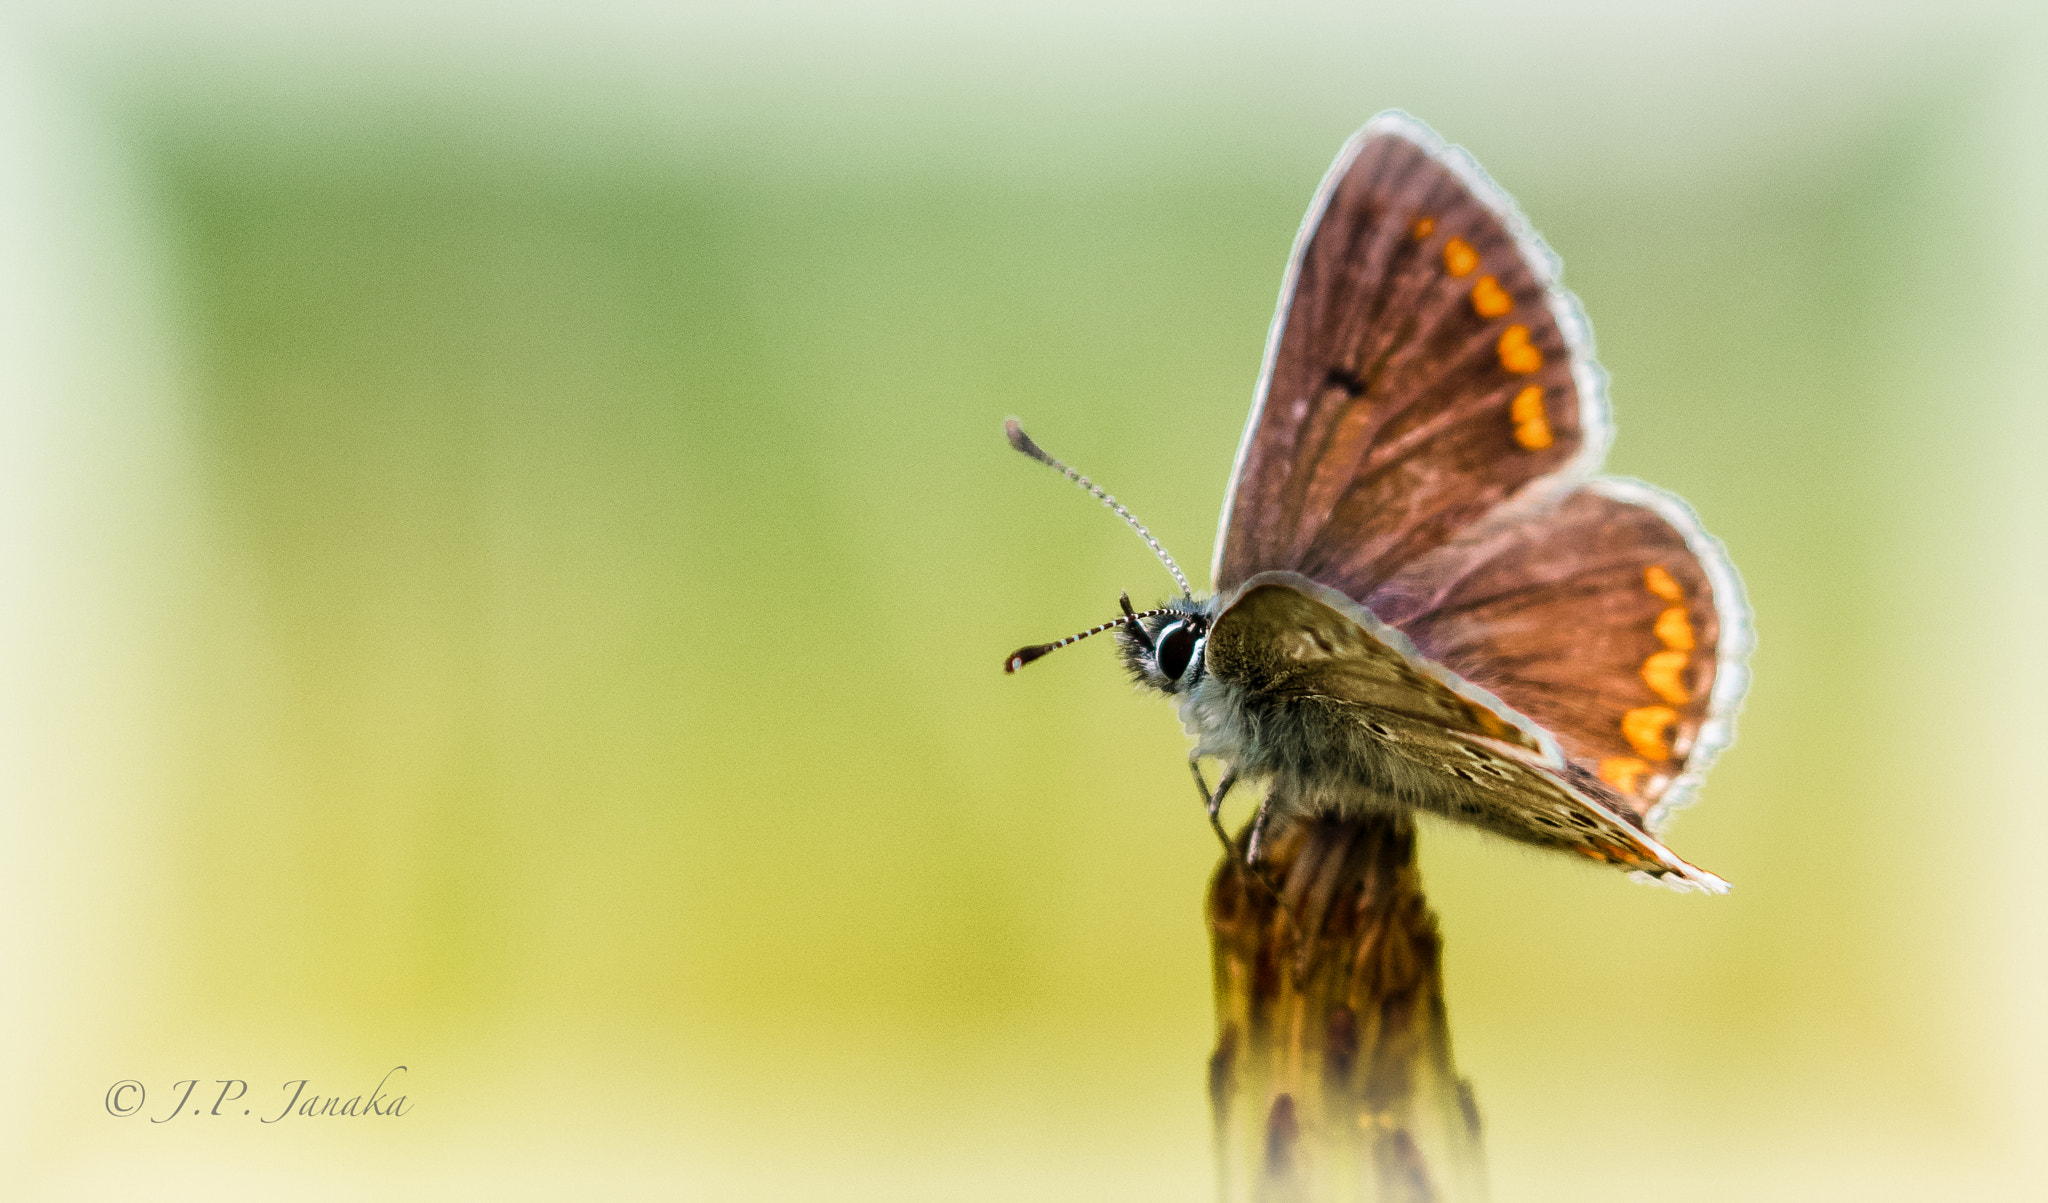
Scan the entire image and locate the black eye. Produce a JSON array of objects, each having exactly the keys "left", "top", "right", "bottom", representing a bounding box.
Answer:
[{"left": 1155, "top": 621, "right": 1197, "bottom": 681}]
